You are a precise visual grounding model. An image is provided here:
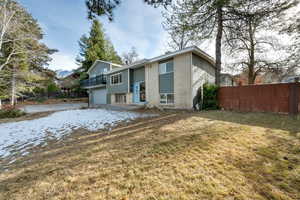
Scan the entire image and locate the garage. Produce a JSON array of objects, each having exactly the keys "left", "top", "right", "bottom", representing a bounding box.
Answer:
[{"left": 91, "top": 88, "right": 107, "bottom": 105}]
